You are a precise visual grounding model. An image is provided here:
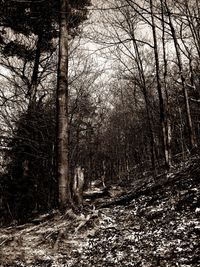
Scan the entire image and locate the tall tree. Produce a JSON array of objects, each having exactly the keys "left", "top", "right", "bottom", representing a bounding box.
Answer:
[
  {"left": 57, "top": 0, "right": 91, "bottom": 209},
  {"left": 164, "top": 0, "right": 197, "bottom": 150},
  {"left": 149, "top": 0, "right": 169, "bottom": 169},
  {"left": 57, "top": 0, "right": 71, "bottom": 209}
]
